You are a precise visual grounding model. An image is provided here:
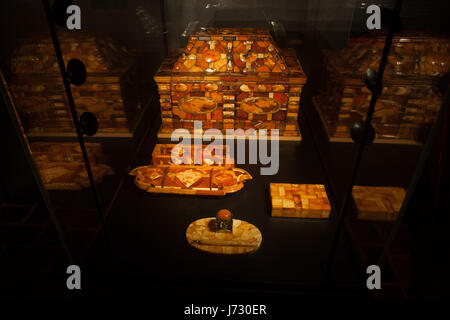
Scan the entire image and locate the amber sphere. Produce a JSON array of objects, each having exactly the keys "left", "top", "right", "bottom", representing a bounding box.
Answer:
[{"left": 216, "top": 209, "right": 232, "bottom": 221}]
